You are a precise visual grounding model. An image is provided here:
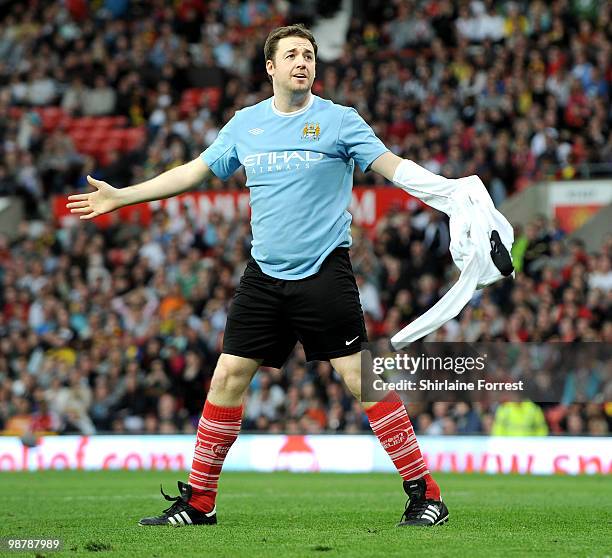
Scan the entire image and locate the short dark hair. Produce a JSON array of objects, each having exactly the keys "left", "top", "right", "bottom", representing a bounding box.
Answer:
[{"left": 263, "top": 24, "right": 318, "bottom": 65}]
